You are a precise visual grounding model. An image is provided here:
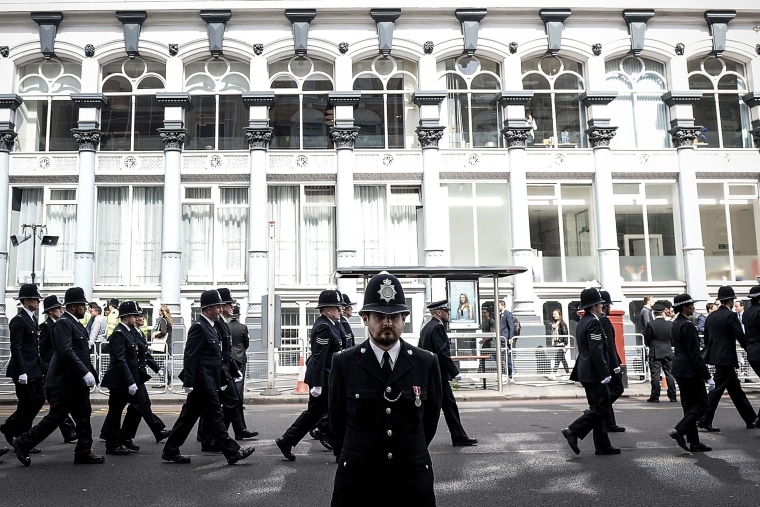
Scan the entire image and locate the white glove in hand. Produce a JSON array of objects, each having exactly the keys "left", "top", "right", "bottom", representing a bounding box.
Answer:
[
  {"left": 310, "top": 386, "right": 322, "bottom": 397},
  {"left": 183, "top": 386, "right": 194, "bottom": 394},
  {"left": 83, "top": 372, "right": 96, "bottom": 387},
  {"left": 157, "top": 369, "right": 164, "bottom": 377},
  {"left": 235, "top": 375, "right": 243, "bottom": 383},
  {"left": 707, "top": 378, "right": 716, "bottom": 392},
  {"left": 613, "top": 367, "right": 621, "bottom": 374},
  {"left": 601, "top": 376, "right": 612, "bottom": 384},
  {"left": 221, "top": 384, "right": 227, "bottom": 391},
  {"left": 128, "top": 383, "right": 138, "bottom": 396},
  {"left": 18, "top": 373, "right": 28, "bottom": 385}
]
